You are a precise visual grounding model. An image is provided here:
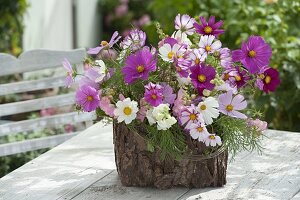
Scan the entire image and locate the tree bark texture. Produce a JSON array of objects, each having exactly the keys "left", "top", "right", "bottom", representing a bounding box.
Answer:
[{"left": 113, "top": 122, "right": 228, "bottom": 189}]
